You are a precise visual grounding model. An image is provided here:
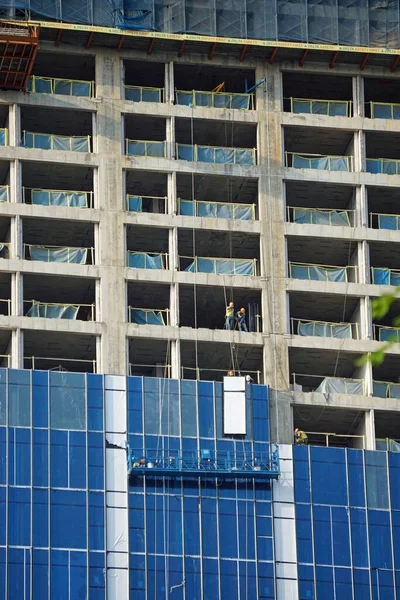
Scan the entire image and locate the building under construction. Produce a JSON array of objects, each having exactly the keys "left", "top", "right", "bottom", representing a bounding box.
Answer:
[{"left": 0, "top": 1, "right": 399, "bottom": 598}]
